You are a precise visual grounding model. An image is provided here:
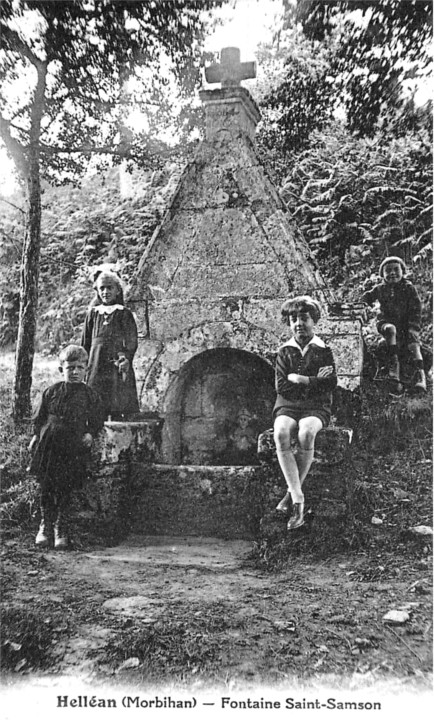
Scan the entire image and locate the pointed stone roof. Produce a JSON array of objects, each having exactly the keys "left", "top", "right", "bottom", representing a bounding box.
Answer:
[{"left": 134, "top": 47, "right": 328, "bottom": 321}]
